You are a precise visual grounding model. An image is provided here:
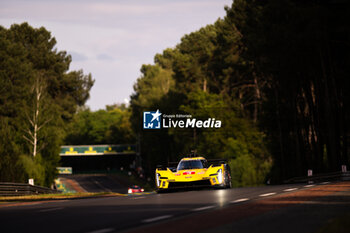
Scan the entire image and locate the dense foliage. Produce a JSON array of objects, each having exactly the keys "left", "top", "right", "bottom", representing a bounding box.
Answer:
[
  {"left": 230, "top": 0, "right": 350, "bottom": 180},
  {"left": 64, "top": 104, "right": 134, "bottom": 145},
  {"left": 130, "top": 23, "right": 271, "bottom": 186},
  {"left": 130, "top": 0, "right": 349, "bottom": 185},
  {"left": 0, "top": 23, "right": 94, "bottom": 186}
]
